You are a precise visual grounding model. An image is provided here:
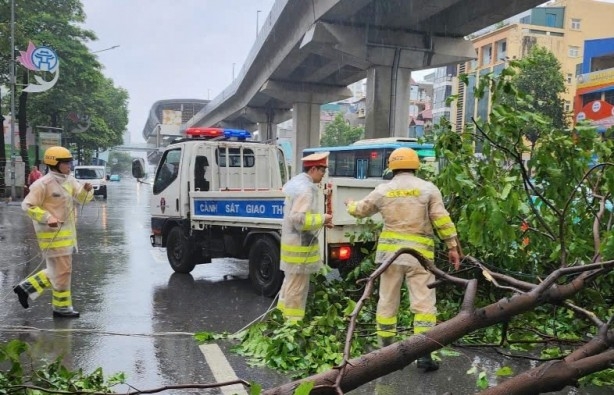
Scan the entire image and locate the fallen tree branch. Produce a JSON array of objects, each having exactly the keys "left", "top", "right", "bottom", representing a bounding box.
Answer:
[{"left": 263, "top": 252, "right": 614, "bottom": 395}]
